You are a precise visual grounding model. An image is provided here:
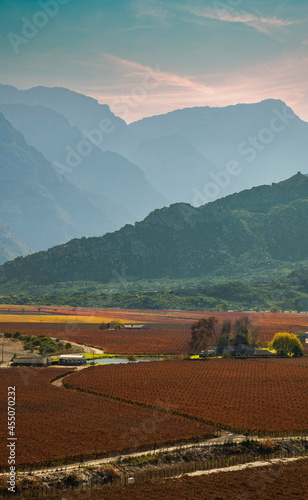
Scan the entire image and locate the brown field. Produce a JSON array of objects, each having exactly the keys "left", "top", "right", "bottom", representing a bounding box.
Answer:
[
  {"left": 0, "top": 322, "right": 191, "bottom": 354},
  {"left": 64, "top": 358, "right": 308, "bottom": 435},
  {"left": 0, "top": 309, "right": 306, "bottom": 354},
  {"left": 0, "top": 368, "right": 216, "bottom": 470}
]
